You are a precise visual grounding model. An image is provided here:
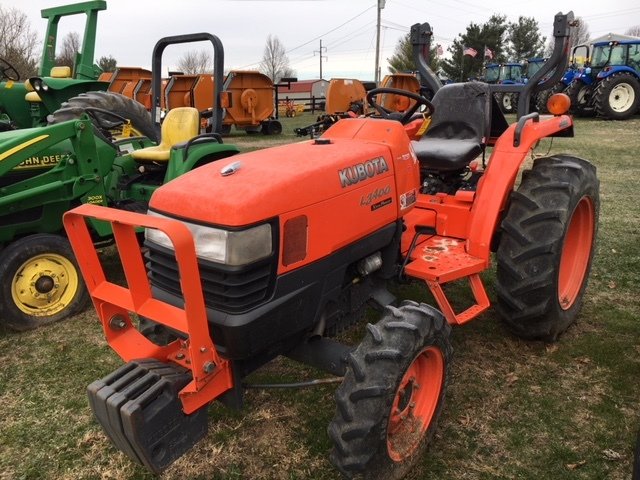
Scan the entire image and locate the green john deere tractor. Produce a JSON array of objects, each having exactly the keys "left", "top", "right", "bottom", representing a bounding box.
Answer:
[
  {"left": 0, "top": 1, "right": 116, "bottom": 132},
  {"left": 0, "top": 33, "right": 239, "bottom": 331}
]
